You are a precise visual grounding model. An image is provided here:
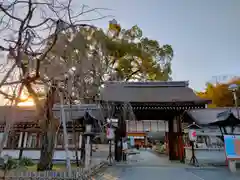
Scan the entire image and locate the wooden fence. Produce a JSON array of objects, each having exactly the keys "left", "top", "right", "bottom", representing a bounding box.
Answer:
[{"left": 2, "top": 162, "right": 105, "bottom": 180}]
